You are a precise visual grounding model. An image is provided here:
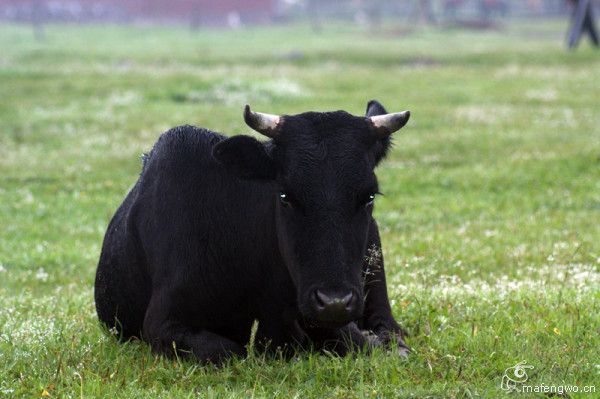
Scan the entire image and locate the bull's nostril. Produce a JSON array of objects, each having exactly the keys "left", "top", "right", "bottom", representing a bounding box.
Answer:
[
  {"left": 341, "top": 292, "right": 354, "bottom": 310},
  {"left": 315, "top": 290, "right": 329, "bottom": 308}
]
